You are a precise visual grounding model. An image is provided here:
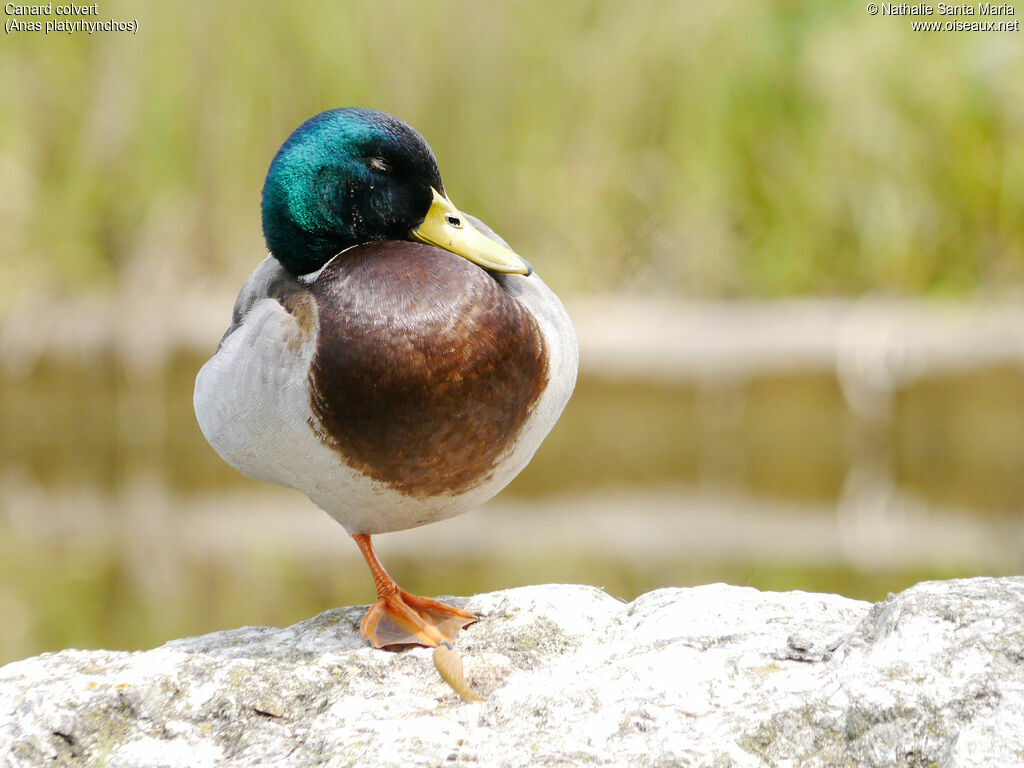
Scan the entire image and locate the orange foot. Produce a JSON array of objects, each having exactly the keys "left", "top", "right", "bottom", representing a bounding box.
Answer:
[{"left": 352, "top": 533, "right": 477, "bottom": 649}]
